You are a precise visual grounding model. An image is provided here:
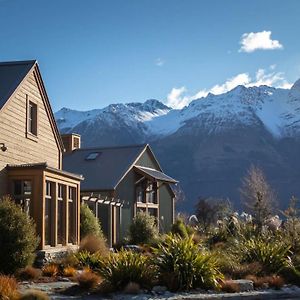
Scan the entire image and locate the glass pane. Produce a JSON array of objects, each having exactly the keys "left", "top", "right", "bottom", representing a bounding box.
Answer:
[
  {"left": 68, "top": 201, "right": 74, "bottom": 243},
  {"left": 57, "top": 199, "right": 64, "bottom": 244},
  {"left": 45, "top": 198, "right": 51, "bottom": 245},
  {"left": 14, "top": 180, "right": 22, "bottom": 196}
]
